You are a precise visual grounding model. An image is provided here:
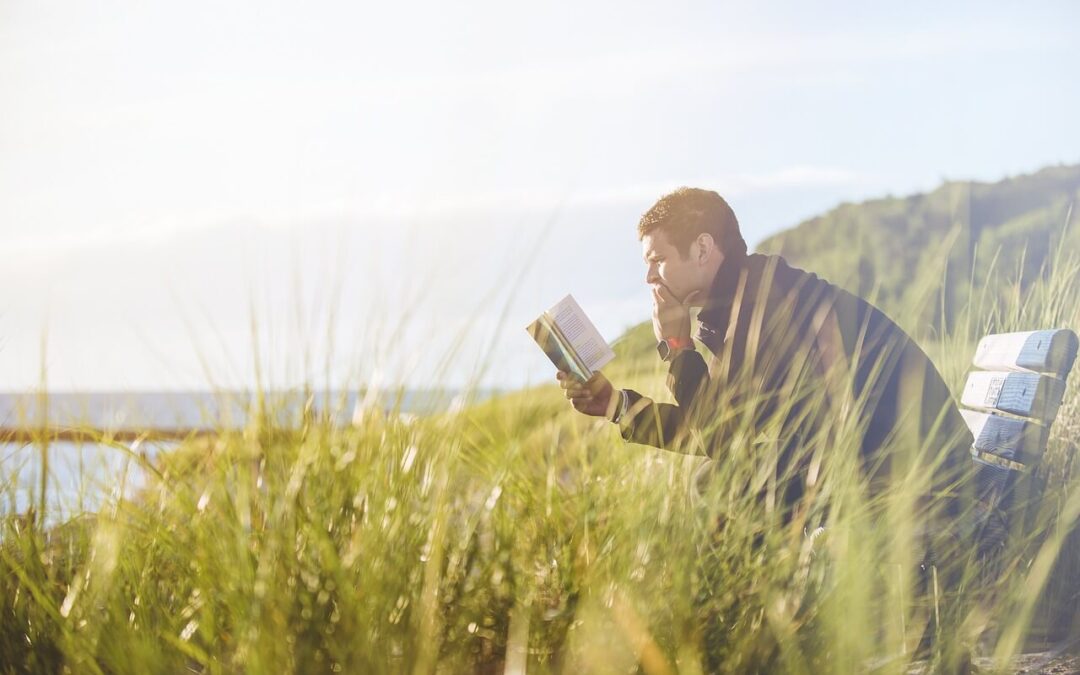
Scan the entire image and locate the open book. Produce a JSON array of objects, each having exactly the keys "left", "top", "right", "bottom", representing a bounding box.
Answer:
[{"left": 526, "top": 294, "right": 615, "bottom": 381}]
